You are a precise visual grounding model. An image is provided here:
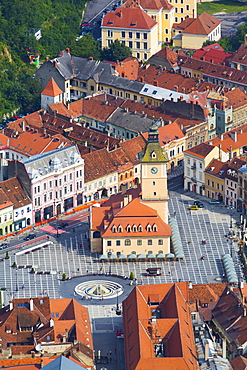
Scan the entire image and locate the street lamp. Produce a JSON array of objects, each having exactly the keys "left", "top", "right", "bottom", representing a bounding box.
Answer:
[{"left": 15, "top": 268, "right": 18, "bottom": 292}]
